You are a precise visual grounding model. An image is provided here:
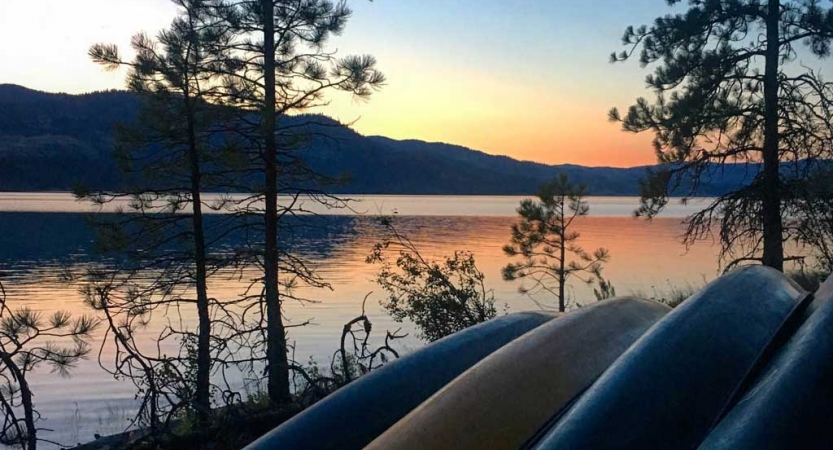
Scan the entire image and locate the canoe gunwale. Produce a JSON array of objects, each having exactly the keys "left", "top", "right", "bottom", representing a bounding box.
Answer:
[
  {"left": 698, "top": 276, "right": 833, "bottom": 449},
  {"left": 706, "top": 289, "right": 815, "bottom": 432},
  {"left": 518, "top": 384, "right": 588, "bottom": 450}
]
